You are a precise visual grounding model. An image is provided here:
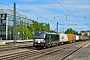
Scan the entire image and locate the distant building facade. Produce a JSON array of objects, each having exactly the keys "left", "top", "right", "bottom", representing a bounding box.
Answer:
[
  {"left": 80, "top": 30, "right": 90, "bottom": 36},
  {"left": 0, "top": 9, "right": 33, "bottom": 40}
]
